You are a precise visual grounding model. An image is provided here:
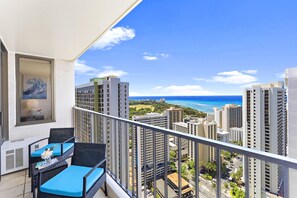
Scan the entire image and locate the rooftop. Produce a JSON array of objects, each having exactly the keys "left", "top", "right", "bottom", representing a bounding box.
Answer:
[
  {"left": 173, "top": 122, "right": 188, "bottom": 127},
  {"left": 248, "top": 81, "right": 284, "bottom": 89},
  {"left": 217, "top": 129, "right": 230, "bottom": 135},
  {"left": 167, "top": 173, "right": 190, "bottom": 189},
  {"left": 189, "top": 119, "right": 216, "bottom": 125},
  {"left": 133, "top": 112, "right": 166, "bottom": 119}
]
